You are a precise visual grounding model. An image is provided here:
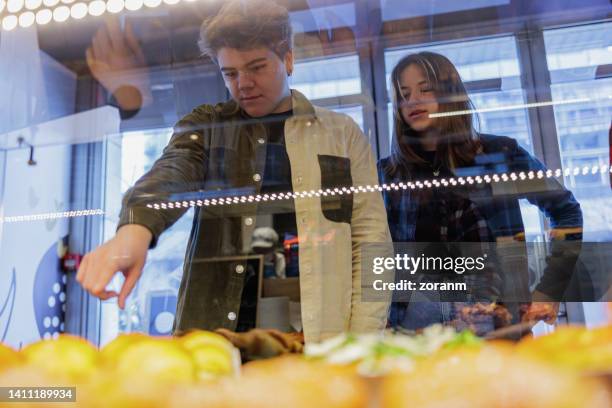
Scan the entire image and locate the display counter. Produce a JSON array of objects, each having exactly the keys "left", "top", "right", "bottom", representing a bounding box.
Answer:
[
  {"left": 1, "top": 324, "right": 611, "bottom": 407},
  {"left": 0, "top": 1, "right": 611, "bottom": 405}
]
